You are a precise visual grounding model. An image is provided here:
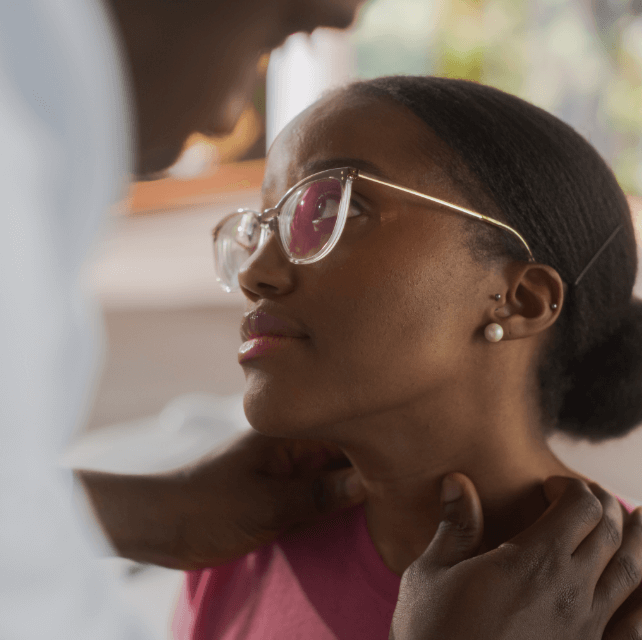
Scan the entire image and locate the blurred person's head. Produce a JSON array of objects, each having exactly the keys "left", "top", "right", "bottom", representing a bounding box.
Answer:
[
  {"left": 233, "top": 77, "right": 642, "bottom": 455},
  {"left": 104, "top": 0, "right": 363, "bottom": 177}
]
